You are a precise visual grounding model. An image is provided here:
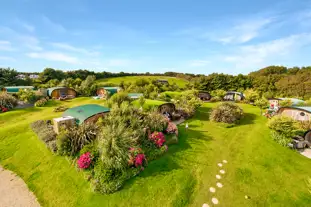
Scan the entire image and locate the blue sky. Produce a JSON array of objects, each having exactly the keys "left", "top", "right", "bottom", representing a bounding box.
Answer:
[{"left": 1, "top": 0, "right": 311, "bottom": 74}]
